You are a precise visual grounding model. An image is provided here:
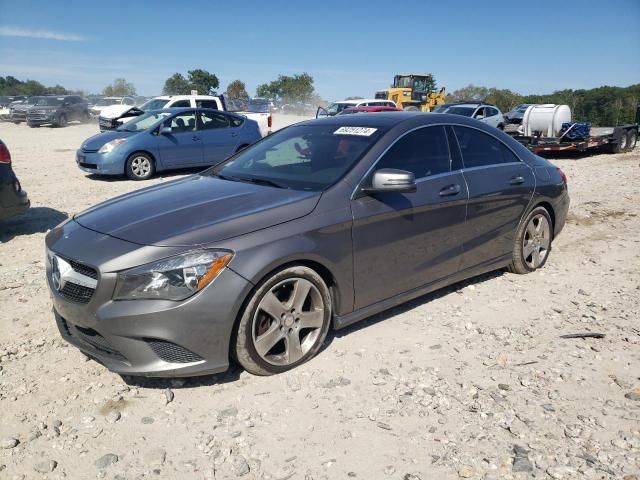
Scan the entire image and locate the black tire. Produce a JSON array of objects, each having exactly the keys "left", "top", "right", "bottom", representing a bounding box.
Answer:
[
  {"left": 509, "top": 206, "right": 553, "bottom": 274},
  {"left": 80, "top": 111, "right": 90, "bottom": 124},
  {"left": 125, "top": 152, "right": 155, "bottom": 180},
  {"left": 234, "top": 265, "right": 332, "bottom": 375},
  {"left": 55, "top": 114, "right": 67, "bottom": 128},
  {"left": 404, "top": 106, "right": 420, "bottom": 112},
  {"left": 28, "top": 123, "right": 39, "bottom": 128},
  {"left": 610, "top": 129, "right": 627, "bottom": 153},
  {"left": 625, "top": 129, "right": 637, "bottom": 152}
]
